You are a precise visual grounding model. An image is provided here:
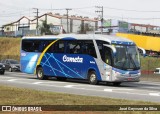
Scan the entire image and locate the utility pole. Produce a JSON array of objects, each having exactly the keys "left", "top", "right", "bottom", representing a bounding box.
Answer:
[
  {"left": 95, "top": 6, "right": 103, "bottom": 34},
  {"left": 66, "top": 8, "right": 72, "bottom": 33},
  {"left": 33, "top": 8, "right": 39, "bottom": 35}
]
